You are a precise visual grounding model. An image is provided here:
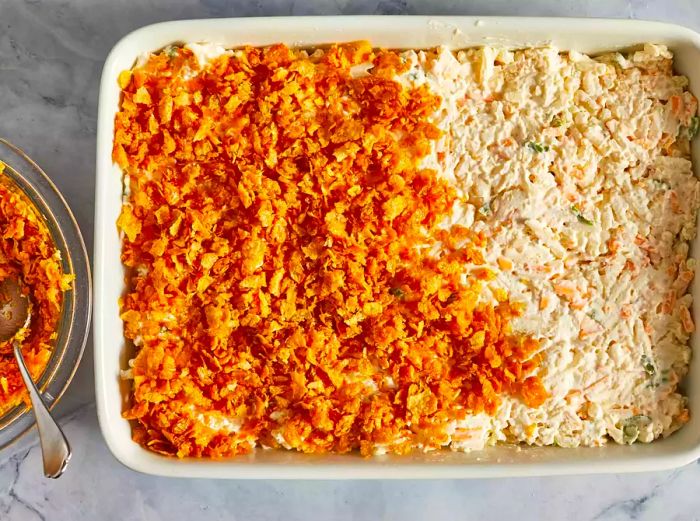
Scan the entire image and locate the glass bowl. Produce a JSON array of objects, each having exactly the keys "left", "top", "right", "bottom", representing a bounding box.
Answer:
[{"left": 0, "top": 138, "right": 91, "bottom": 451}]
